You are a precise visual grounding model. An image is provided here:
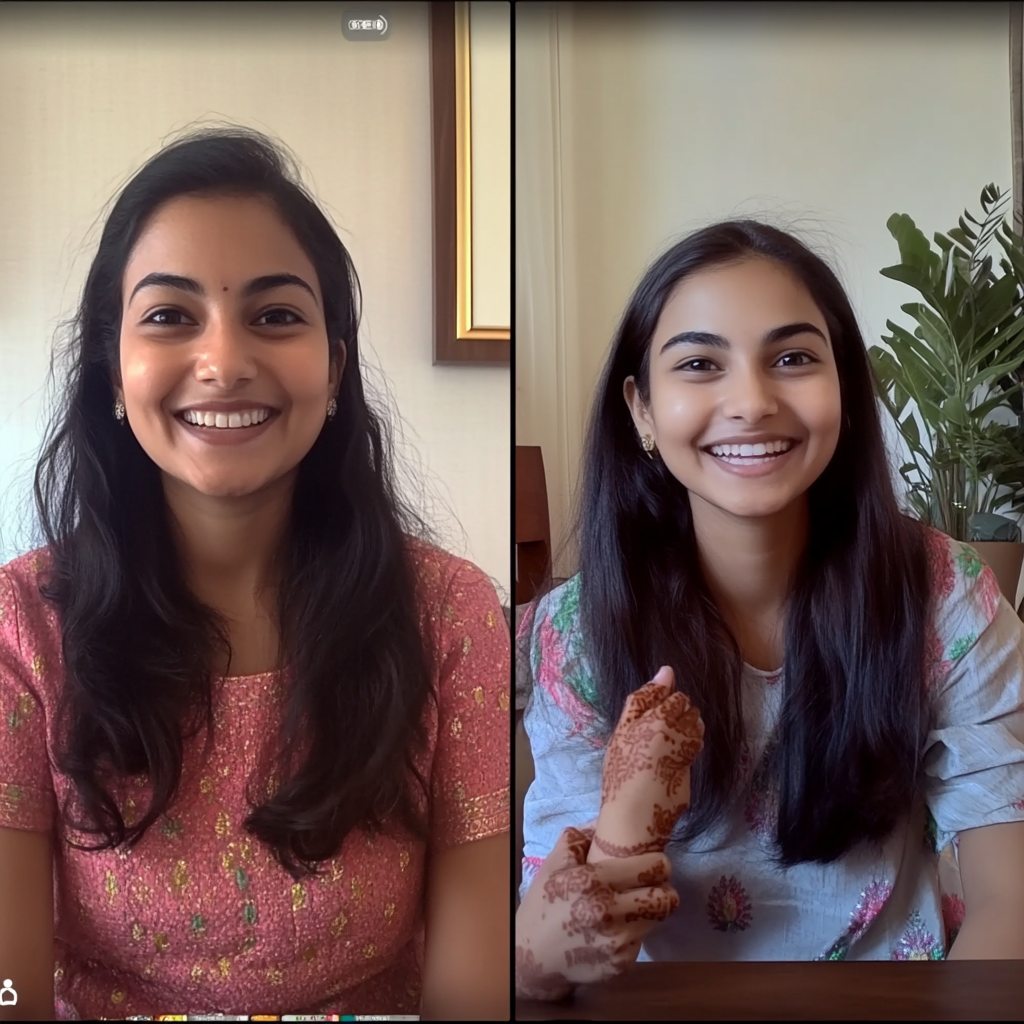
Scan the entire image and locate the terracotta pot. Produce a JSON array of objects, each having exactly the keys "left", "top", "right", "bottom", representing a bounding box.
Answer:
[{"left": 969, "top": 541, "right": 1024, "bottom": 607}]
